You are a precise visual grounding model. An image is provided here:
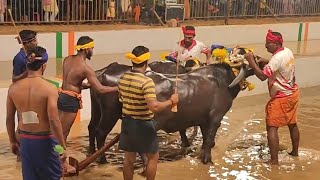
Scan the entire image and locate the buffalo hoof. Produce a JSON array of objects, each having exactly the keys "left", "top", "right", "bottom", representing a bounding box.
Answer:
[
  {"left": 96, "top": 156, "right": 108, "bottom": 164},
  {"left": 201, "top": 157, "right": 213, "bottom": 165},
  {"left": 201, "top": 151, "right": 213, "bottom": 165}
]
